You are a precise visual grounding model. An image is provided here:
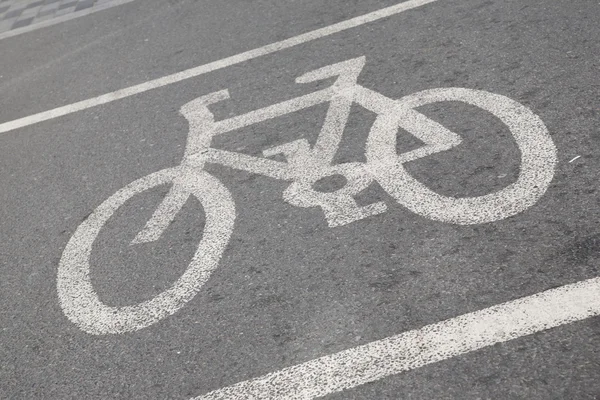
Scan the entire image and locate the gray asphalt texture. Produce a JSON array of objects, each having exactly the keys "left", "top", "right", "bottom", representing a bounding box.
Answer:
[{"left": 1, "top": 0, "right": 600, "bottom": 398}]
